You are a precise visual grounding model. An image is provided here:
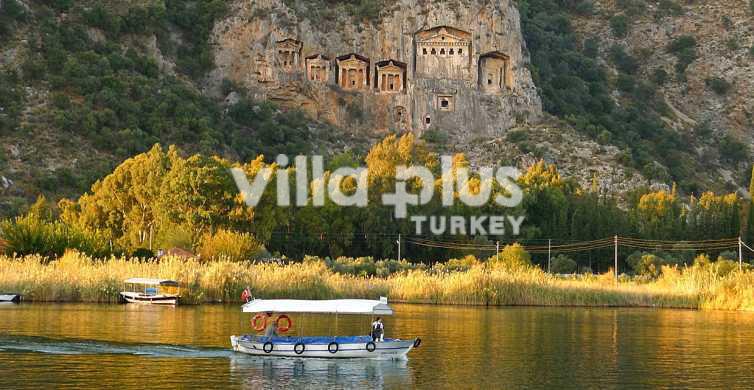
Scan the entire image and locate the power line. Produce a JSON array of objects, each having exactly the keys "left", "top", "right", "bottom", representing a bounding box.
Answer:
[{"left": 404, "top": 236, "right": 745, "bottom": 254}]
